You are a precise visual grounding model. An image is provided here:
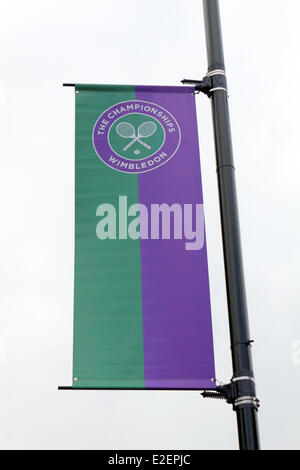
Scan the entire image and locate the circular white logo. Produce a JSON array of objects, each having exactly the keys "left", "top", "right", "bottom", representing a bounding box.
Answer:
[{"left": 93, "top": 100, "right": 181, "bottom": 174}]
